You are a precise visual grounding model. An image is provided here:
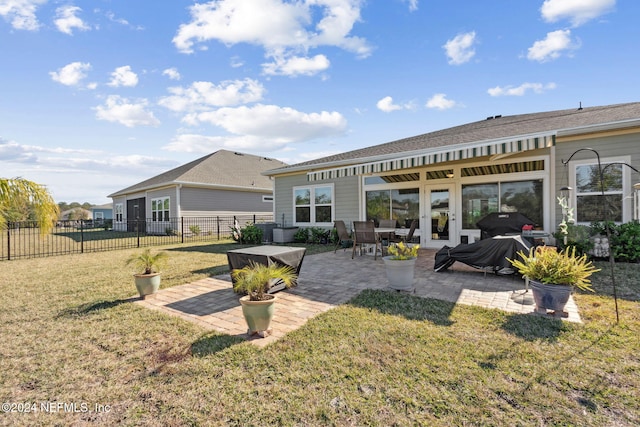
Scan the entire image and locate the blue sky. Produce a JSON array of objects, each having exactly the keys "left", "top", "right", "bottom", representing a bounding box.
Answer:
[{"left": 1, "top": 0, "right": 638, "bottom": 205}]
